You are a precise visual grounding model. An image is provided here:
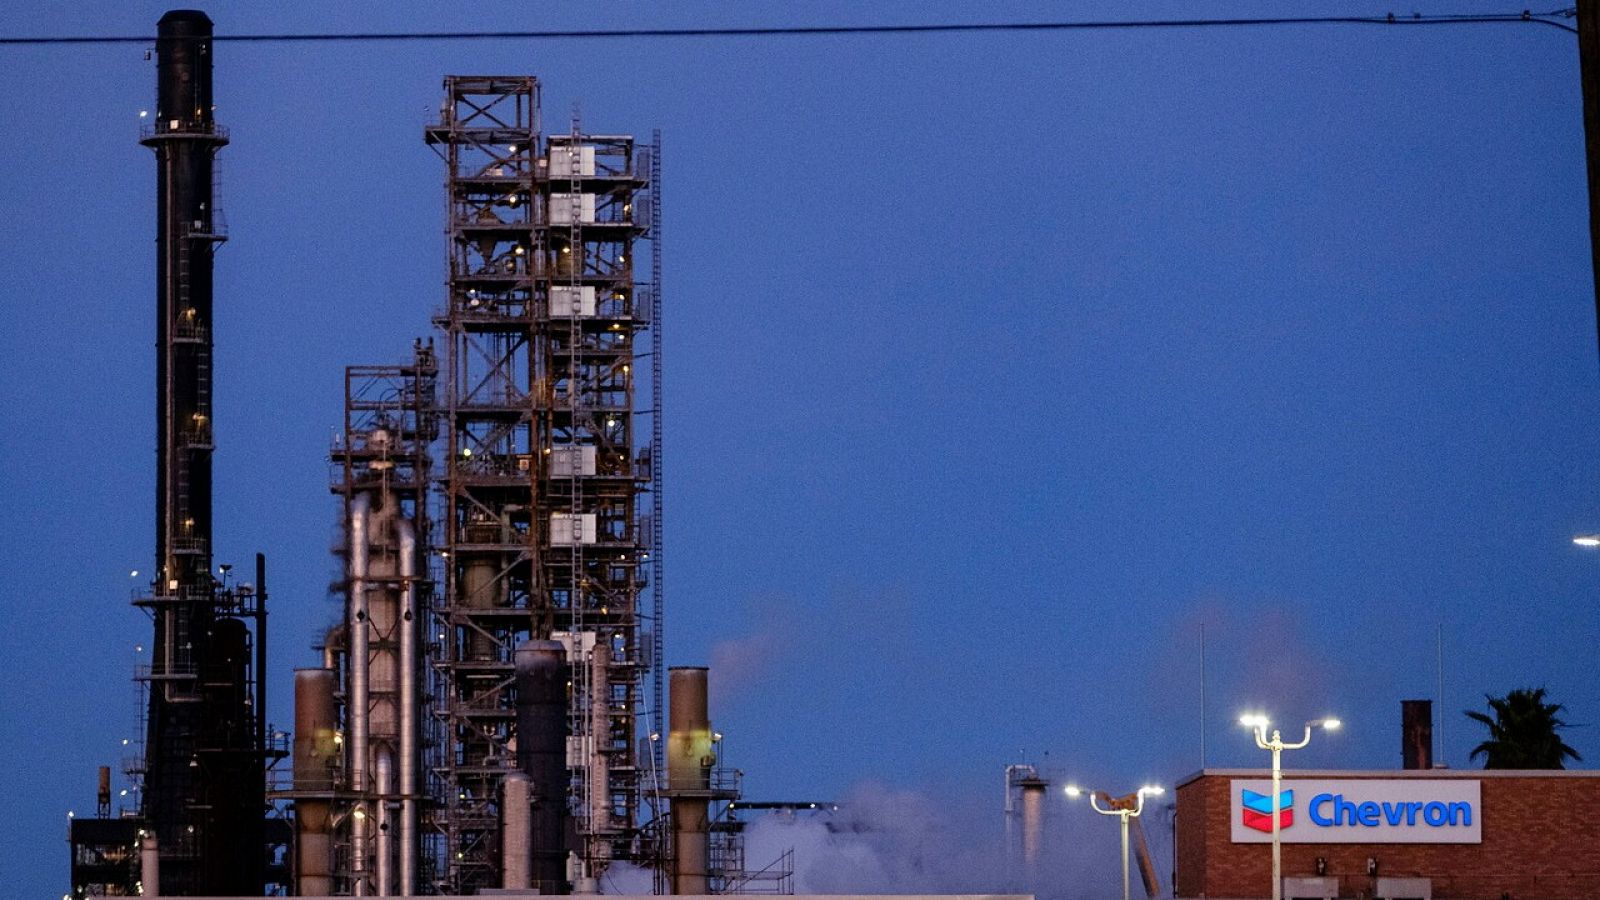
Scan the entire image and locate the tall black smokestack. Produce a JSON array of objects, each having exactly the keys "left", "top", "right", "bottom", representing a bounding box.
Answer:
[
  {"left": 137, "top": 11, "right": 264, "bottom": 895},
  {"left": 1402, "top": 700, "right": 1433, "bottom": 770}
]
